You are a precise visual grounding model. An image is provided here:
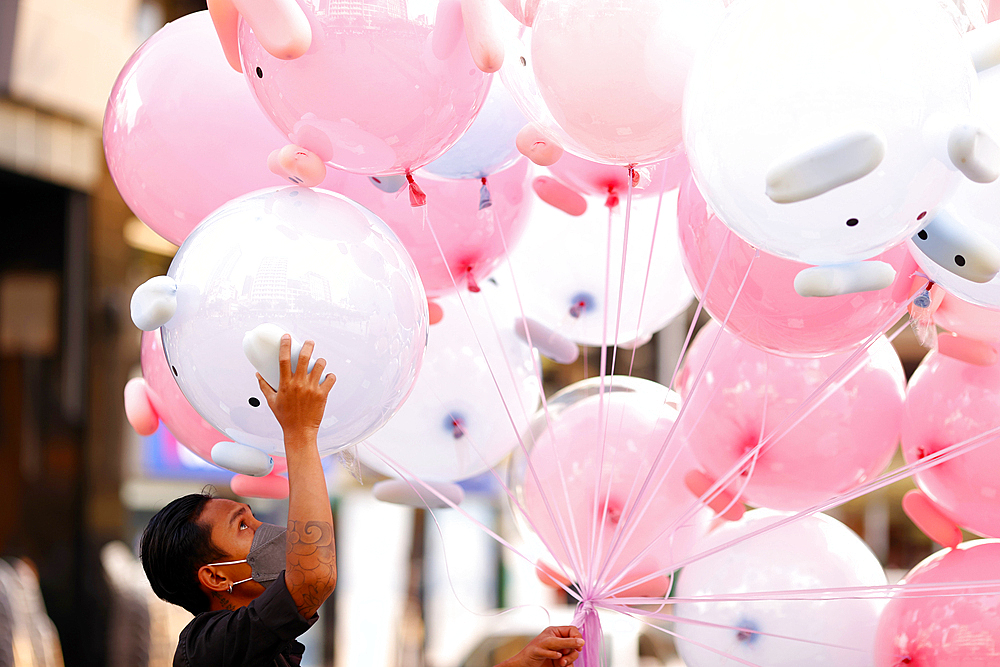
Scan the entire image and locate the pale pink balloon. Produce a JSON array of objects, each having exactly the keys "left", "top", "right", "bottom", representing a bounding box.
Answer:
[
  {"left": 677, "top": 172, "right": 917, "bottom": 357},
  {"left": 528, "top": 0, "right": 725, "bottom": 165},
  {"left": 902, "top": 350, "right": 1000, "bottom": 538},
  {"left": 324, "top": 160, "right": 533, "bottom": 297},
  {"left": 131, "top": 330, "right": 289, "bottom": 496},
  {"left": 875, "top": 540, "right": 1000, "bottom": 666},
  {"left": 675, "top": 320, "right": 905, "bottom": 511},
  {"left": 103, "top": 11, "right": 288, "bottom": 245},
  {"left": 512, "top": 377, "right": 710, "bottom": 598},
  {"left": 238, "top": 0, "right": 490, "bottom": 176},
  {"left": 547, "top": 152, "right": 689, "bottom": 201},
  {"left": 933, "top": 291, "right": 1000, "bottom": 343}
]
